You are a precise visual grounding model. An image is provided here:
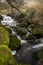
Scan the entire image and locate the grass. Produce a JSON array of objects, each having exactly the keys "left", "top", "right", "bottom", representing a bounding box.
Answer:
[
  {"left": 0, "top": 2, "right": 11, "bottom": 15},
  {"left": 0, "top": 2, "right": 11, "bottom": 10}
]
